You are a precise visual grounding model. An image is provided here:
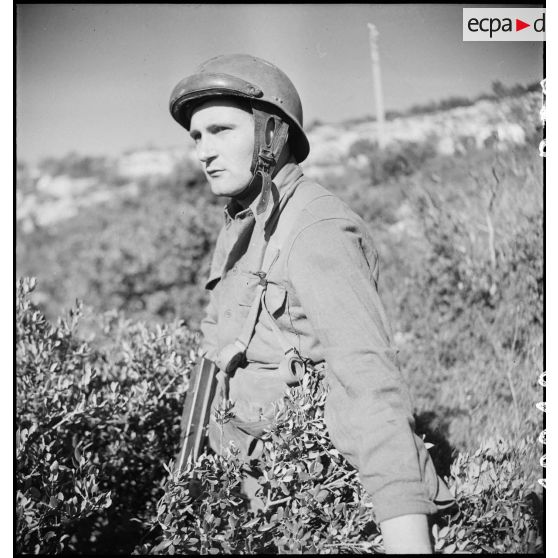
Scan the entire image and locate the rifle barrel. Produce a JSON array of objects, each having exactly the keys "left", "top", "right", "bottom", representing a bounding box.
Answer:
[{"left": 176, "top": 358, "right": 219, "bottom": 473}]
